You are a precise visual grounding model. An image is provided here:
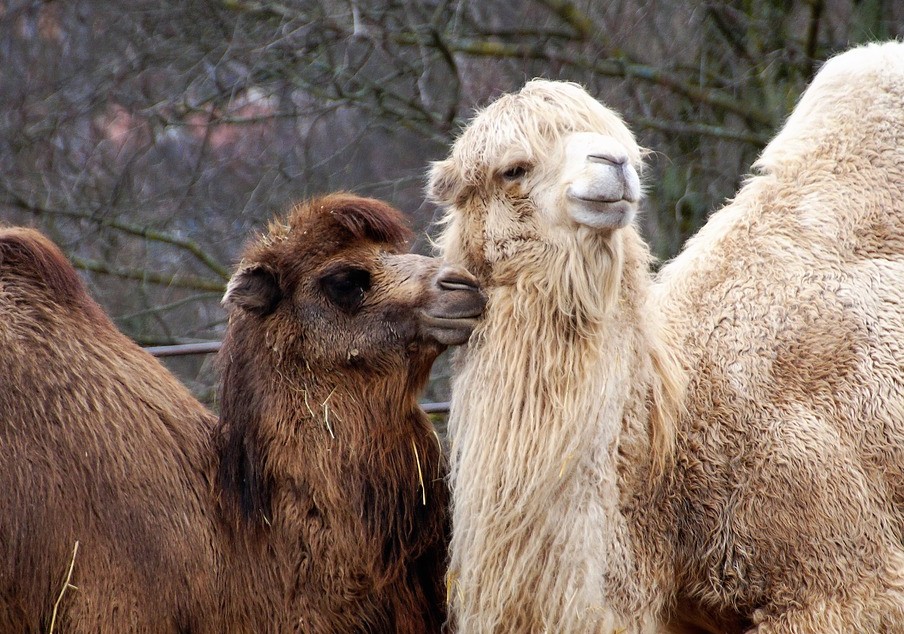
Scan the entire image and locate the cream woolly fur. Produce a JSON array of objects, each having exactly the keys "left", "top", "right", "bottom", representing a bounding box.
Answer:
[
  {"left": 434, "top": 41, "right": 904, "bottom": 634},
  {"left": 431, "top": 79, "right": 683, "bottom": 632}
]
